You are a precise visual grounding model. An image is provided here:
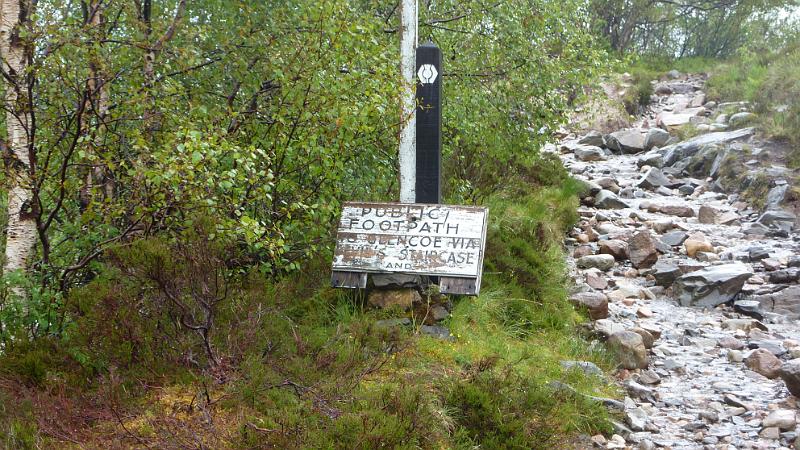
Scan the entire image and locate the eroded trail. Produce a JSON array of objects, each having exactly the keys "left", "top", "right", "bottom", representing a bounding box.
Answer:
[{"left": 559, "top": 73, "right": 800, "bottom": 449}]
